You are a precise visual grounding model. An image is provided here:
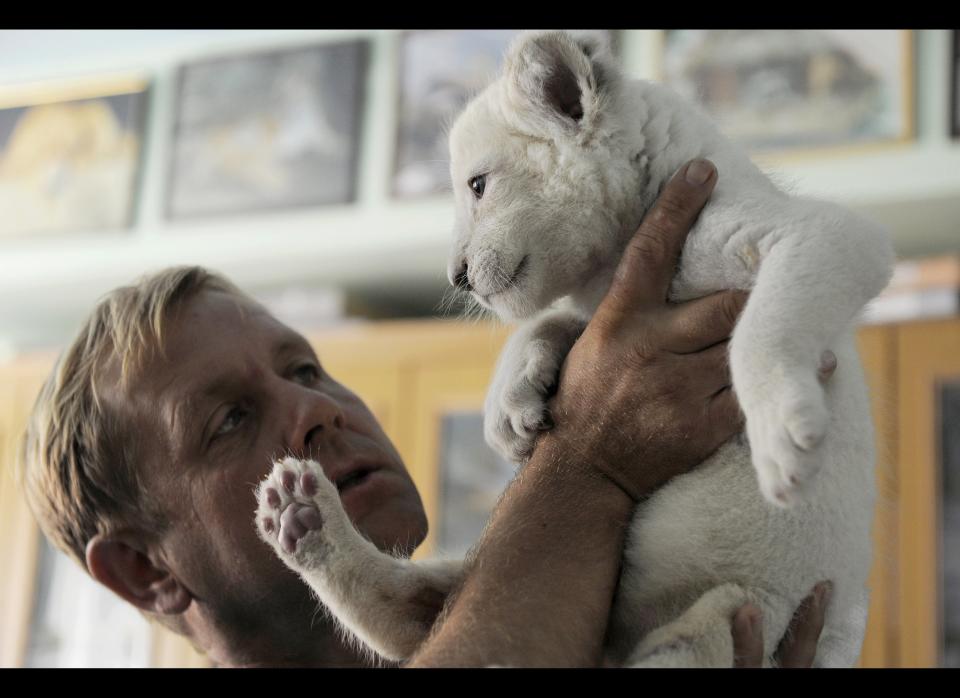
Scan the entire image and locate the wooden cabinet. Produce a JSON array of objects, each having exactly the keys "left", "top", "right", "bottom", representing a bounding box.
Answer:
[
  {"left": 895, "top": 320, "right": 960, "bottom": 667},
  {"left": 856, "top": 325, "right": 899, "bottom": 667},
  {"left": 0, "top": 318, "right": 955, "bottom": 666},
  {"left": 0, "top": 357, "right": 49, "bottom": 667}
]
